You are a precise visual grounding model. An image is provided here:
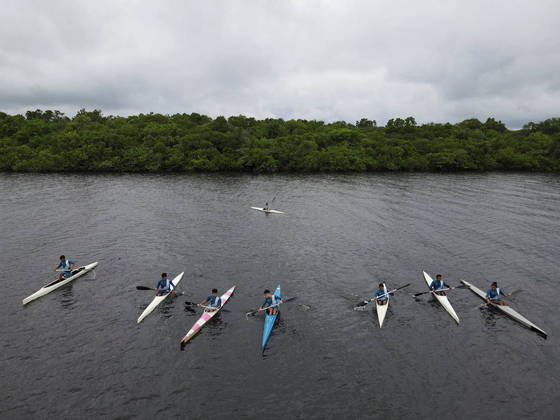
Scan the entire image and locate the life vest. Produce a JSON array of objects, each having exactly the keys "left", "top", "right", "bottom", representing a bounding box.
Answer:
[{"left": 61, "top": 260, "right": 72, "bottom": 271}]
